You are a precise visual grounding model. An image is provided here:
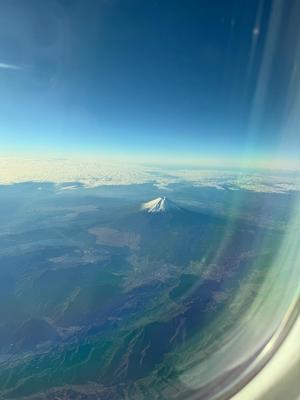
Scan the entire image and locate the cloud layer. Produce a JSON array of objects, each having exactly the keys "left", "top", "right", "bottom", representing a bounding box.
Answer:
[{"left": 1, "top": 156, "right": 300, "bottom": 194}]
